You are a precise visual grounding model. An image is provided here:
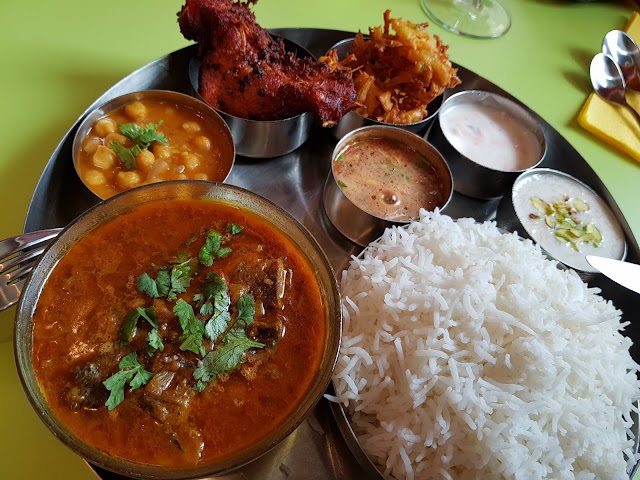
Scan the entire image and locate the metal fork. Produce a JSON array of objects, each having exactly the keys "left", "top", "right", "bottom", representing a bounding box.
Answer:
[{"left": 0, "top": 228, "right": 63, "bottom": 312}]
